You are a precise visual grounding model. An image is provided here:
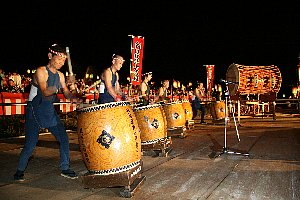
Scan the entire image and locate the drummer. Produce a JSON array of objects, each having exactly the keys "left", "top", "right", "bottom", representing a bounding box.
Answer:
[
  {"left": 157, "top": 79, "right": 171, "bottom": 103},
  {"left": 192, "top": 82, "right": 207, "bottom": 124},
  {"left": 139, "top": 72, "right": 153, "bottom": 106},
  {"left": 98, "top": 54, "right": 126, "bottom": 104}
]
